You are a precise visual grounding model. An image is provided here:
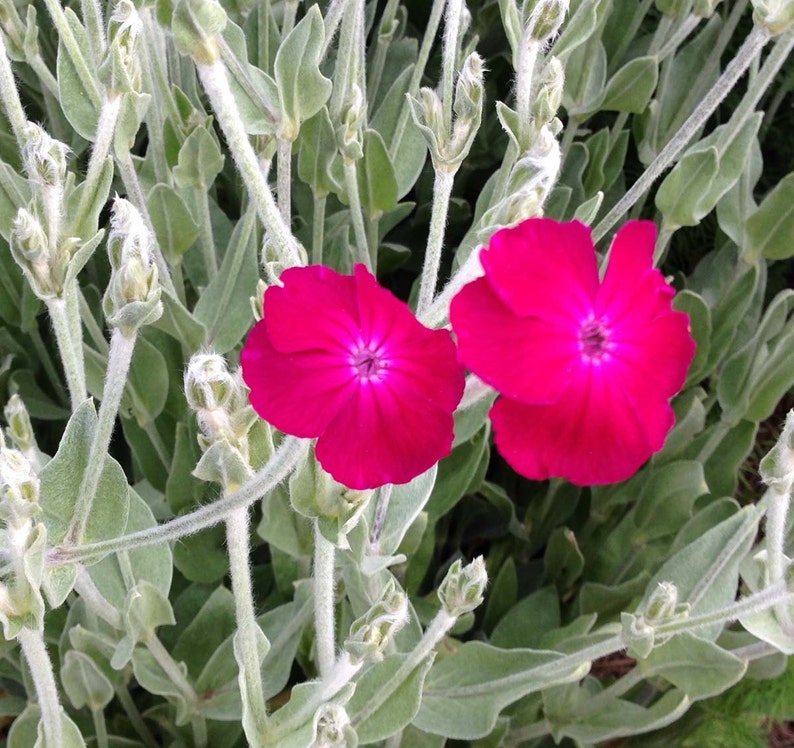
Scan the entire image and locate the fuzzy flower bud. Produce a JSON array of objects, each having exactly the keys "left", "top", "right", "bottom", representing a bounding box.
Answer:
[
  {"left": 336, "top": 85, "right": 366, "bottom": 161},
  {"left": 408, "top": 53, "right": 485, "bottom": 171},
  {"left": 437, "top": 556, "right": 487, "bottom": 618},
  {"left": 760, "top": 410, "right": 794, "bottom": 495},
  {"left": 172, "top": 0, "right": 227, "bottom": 64},
  {"left": 103, "top": 198, "right": 163, "bottom": 334},
  {"left": 752, "top": 0, "right": 794, "bottom": 34},
  {"left": 3, "top": 395, "right": 42, "bottom": 473},
  {"left": 0, "top": 445, "right": 40, "bottom": 528},
  {"left": 10, "top": 208, "right": 69, "bottom": 298},
  {"left": 101, "top": 0, "right": 144, "bottom": 94},
  {"left": 344, "top": 579, "right": 409, "bottom": 665},
  {"left": 311, "top": 703, "right": 358, "bottom": 748},
  {"left": 524, "top": 0, "right": 568, "bottom": 43},
  {"left": 533, "top": 57, "right": 564, "bottom": 127},
  {"left": 644, "top": 582, "right": 686, "bottom": 624},
  {"left": 21, "top": 122, "right": 68, "bottom": 188}
]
